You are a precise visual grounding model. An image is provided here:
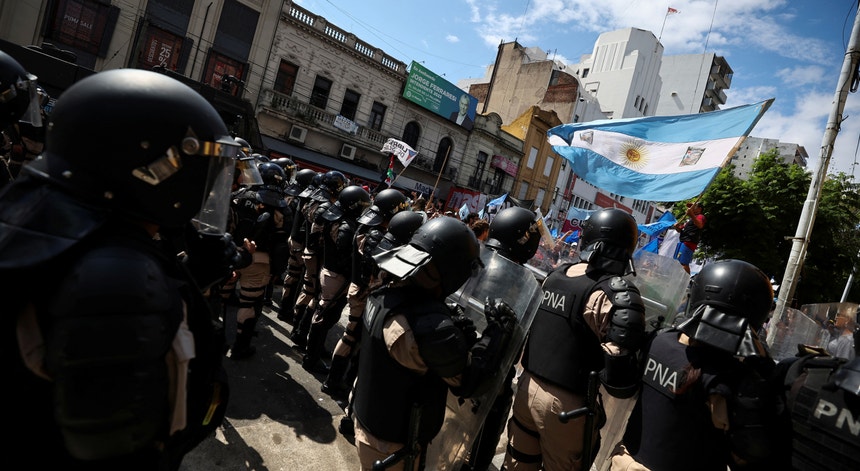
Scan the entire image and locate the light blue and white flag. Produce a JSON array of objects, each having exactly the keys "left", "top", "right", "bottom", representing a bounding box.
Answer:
[
  {"left": 638, "top": 211, "right": 677, "bottom": 236},
  {"left": 485, "top": 193, "right": 510, "bottom": 222},
  {"left": 458, "top": 202, "right": 470, "bottom": 221},
  {"left": 548, "top": 99, "right": 773, "bottom": 201}
]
